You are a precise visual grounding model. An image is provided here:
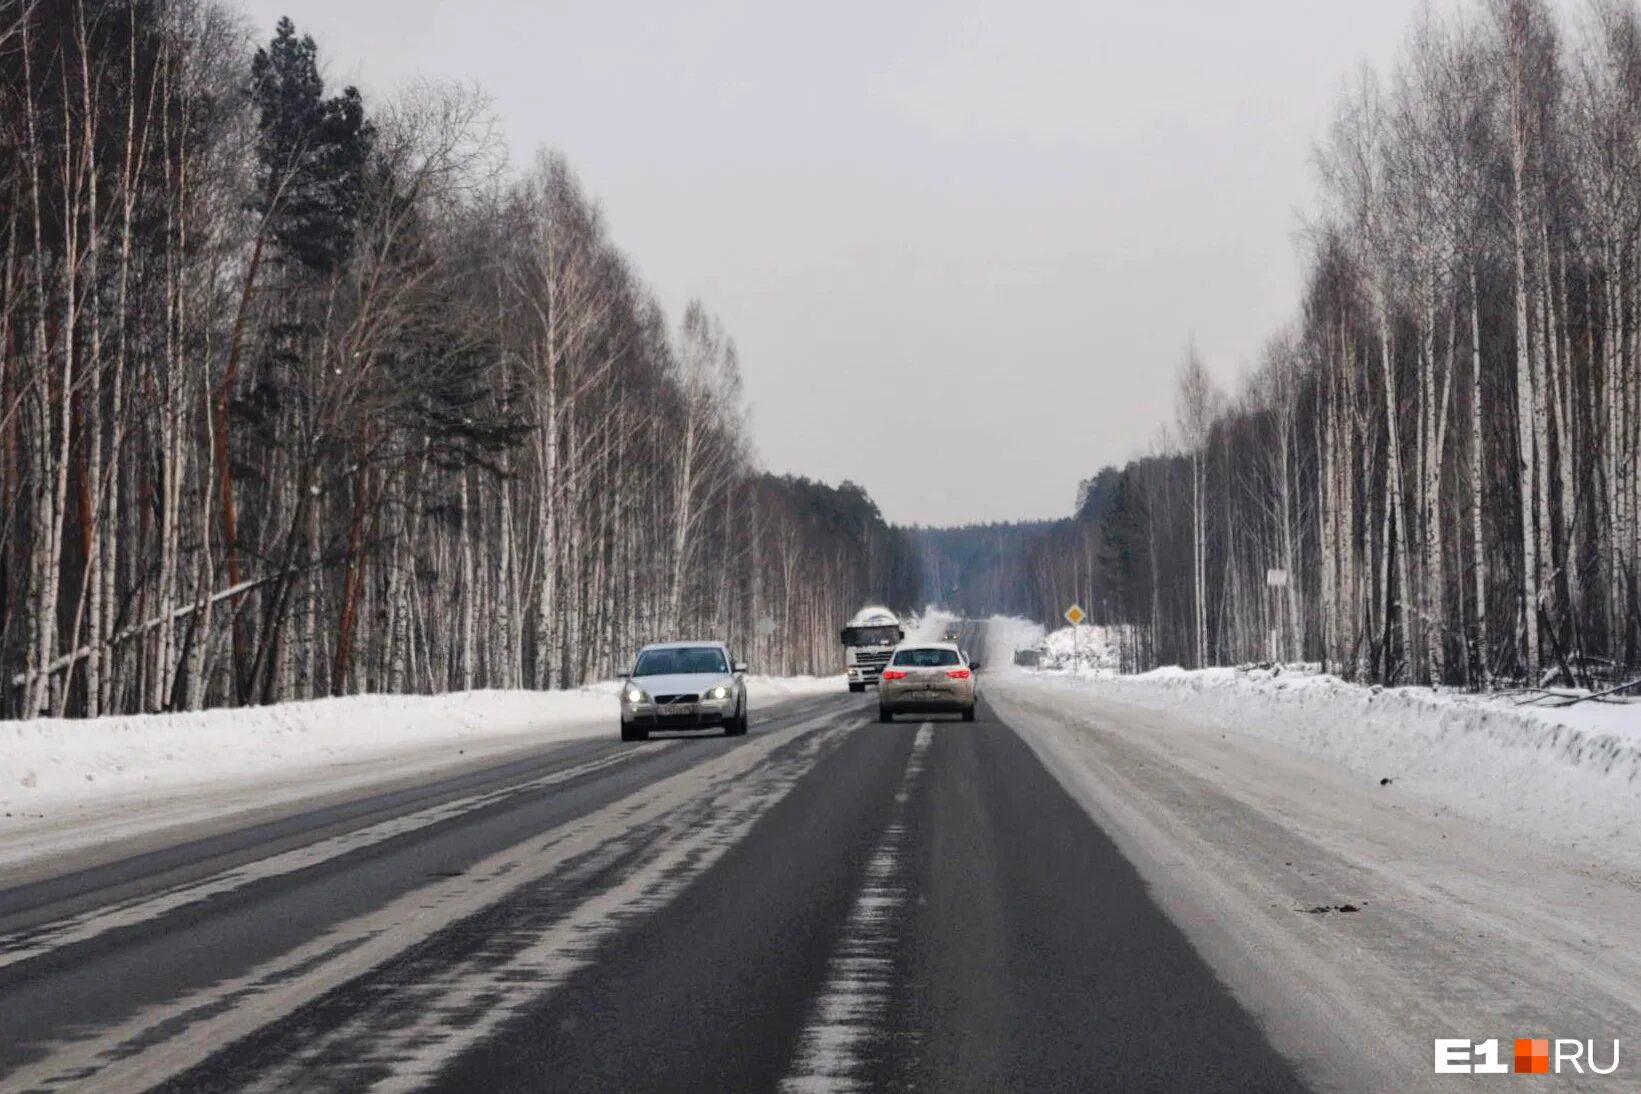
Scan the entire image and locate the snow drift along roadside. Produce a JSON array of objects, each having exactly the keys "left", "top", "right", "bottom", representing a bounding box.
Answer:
[
  {"left": 0, "top": 676, "right": 841, "bottom": 815},
  {"left": 1030, "top": 665, "right": 1641, "bottom": 865},
  {"left": 1037, "top": 623, "right": 1123, "bottom": 670}
]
